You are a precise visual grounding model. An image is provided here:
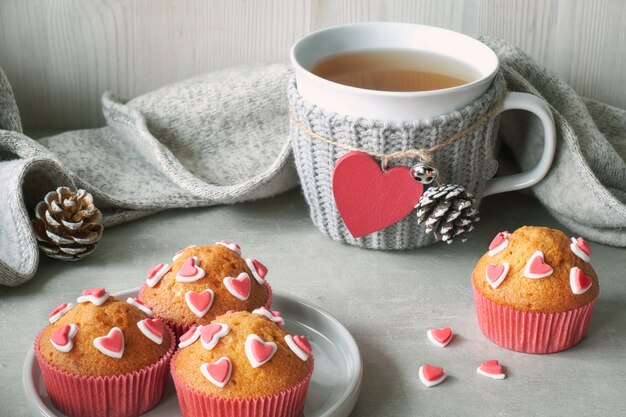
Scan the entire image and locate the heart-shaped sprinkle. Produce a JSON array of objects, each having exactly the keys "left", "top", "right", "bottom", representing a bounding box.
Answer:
[
  {"left": 200, "top": 323, "right": 230, "bottom": 350},
  {"left": 419, "top": 364, "right": 447, "bottom": 387},
  {"left": 126, "top": 297, "right": 154, "bottom": 317},
  {"left": 523, "top": 251, "right": 553, "bottom": 278},
  {"left": 333, "top": 151, "right": 424, "bottom": 238},
  {"left": 285, "top": 335, "right": 311, "bottom": 361},
  {"left": 216, "top": 241, "right": 241, "bottom": 256},
  {"left": 50, "top": 324, "right": 78, "bottom": 353},
  {"left": 485, "top": 262, "right": 510, "bottom": 289},
  {"left": 200, "top": 357, "right": 232, "bottom": 388},
  {"left": 245, "top": 334, "right": 277, "bottom": 368},
  {"left": 172, "top": 245, "right": 197, "bottom": 262},
  {"left": 245, "top": 258, "right": 268, "bottom": 284},
  {"left": 137, "top": 318, "right": 165, "bottom": 344},
  {"left": 176, "top": 256, "right": 206, "bottom": 282},
  {"left": 252, "top": 307, "right": 284, "bottom": 327},
  {"left": 179, "top": 325, "right": 201, "bottom": 348},
  {"left": 185, "top": 289, "right": 214, "bottom": 317},
  {"left": 570, "top": 237, "right": 592, "bottom": 262},
  {"left": 93, "top": 327, "right": 124, "bottom": 359},
  {"left": 477, "top": 360, "right": 506, "bottom": 379},
  {"left": 146, "top": 263, "right": 171, "bottom": 287},
  {"left": 48, "top": 302, "right": 73, "bottom": 324},
  {"left": 570, "top": 267, "right": 593, "bottom": 295},
  {"left": 488, "top": 231, "right": 510, "bottom": 256},
  {"left": 224, "top": 273, "right": 251, "bottom": 301},
  {"left": 77, "top": 287, "right": 110, "bottom": 305},
  {"left": 427, "top": 327, "right": 453, "bottom": 347}
]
